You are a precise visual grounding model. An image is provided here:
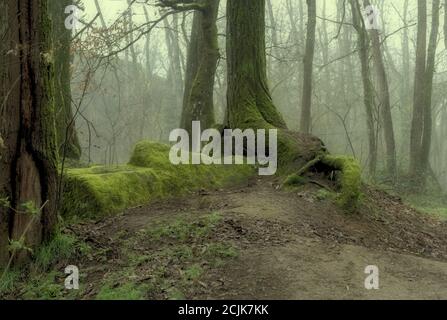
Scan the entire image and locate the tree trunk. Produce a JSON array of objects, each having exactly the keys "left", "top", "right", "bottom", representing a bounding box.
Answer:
[
  {"left": 49, "top": 0, "right": 81, "bottom": 160},
  {"left": 300, "top": 0, "right": 317, "bottom": 134},
  {"left": 409, "top": 0, "right": 427, "bottom": 184},
  {"left": 226, "top": 0, "right": 324, "bottom": 169},
  {"left": 350, "top": 0, "right": 377, "bottom": 179},
  {"left": 363, "top": 0, "right": 397, "bottom": 182},
  {"left": 420, "top": 0, "right": 441, "bottom": 184},
  {"left": 180, "top": 0, "right": 220, "bottom": 134},
  {"left": 0, "top": 0, "right": 58, "bottom": 265}
]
